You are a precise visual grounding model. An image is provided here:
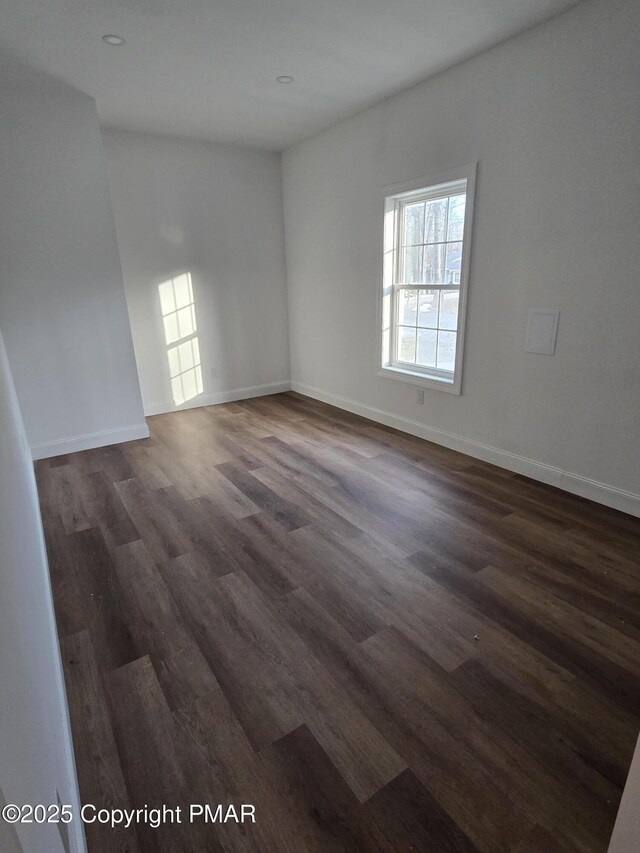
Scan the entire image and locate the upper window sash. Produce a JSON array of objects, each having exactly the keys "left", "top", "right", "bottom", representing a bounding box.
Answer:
[{"left": 392, "top": 181, "right": 467, "bottom": 288}]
